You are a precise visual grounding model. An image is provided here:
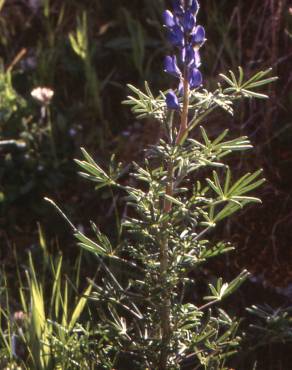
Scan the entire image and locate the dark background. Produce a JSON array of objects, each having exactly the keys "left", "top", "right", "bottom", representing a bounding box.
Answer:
[{"left": 0, "top": 1, "right": 291, "bottom": 369}]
